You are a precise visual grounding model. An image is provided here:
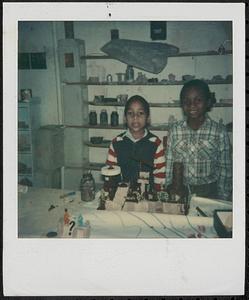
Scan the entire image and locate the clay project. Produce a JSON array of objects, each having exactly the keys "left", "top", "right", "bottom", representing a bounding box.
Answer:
[{"left": 98, "top": 165, "right": 190, "bottom": 215}]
